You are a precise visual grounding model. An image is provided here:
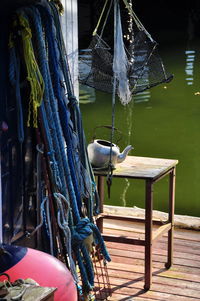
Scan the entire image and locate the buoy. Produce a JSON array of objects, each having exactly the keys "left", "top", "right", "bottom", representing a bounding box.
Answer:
[{"left": 0, "top": 244, "right": 77, "bottom": 301}]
